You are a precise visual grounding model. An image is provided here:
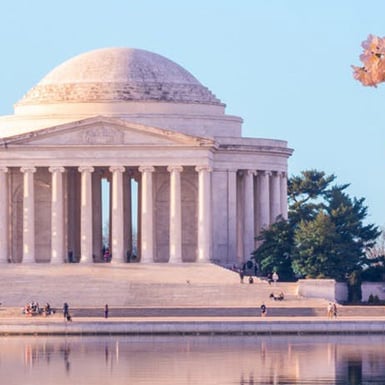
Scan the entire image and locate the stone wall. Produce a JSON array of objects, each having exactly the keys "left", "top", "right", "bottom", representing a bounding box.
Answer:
[
  {"left": 297, "top": 280, "right": 385, "bottom": 303},
  {"left": 361, "top": 282, "right": 385, "bottom": 301},
  {"left": 298, "top": 279, "right": 348, "bottom": 303}
]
